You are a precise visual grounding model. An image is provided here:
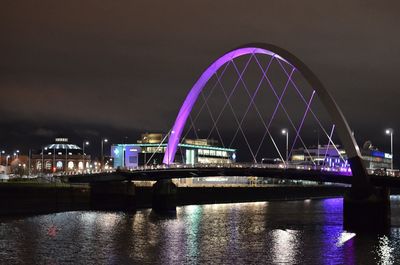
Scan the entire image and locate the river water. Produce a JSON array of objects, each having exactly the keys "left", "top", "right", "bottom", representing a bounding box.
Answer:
[{"left": 2, "top": 197, "right": 400, "bottom": 264}]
